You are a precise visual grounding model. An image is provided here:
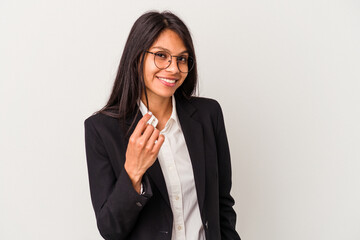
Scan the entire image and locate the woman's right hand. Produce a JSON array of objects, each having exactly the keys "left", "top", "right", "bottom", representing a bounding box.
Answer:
[{"left": 124, "top": 112, "right": 165, "bottom": 194}]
